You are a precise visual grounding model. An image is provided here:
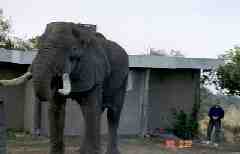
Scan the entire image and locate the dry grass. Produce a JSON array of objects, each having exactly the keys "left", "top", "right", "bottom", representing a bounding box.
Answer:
[
  {"left": 222, "top": 104, "right": 240, "bottom": 132},
  {"left": 198, "top": 118, "right": 209, "bottom": 138}
]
